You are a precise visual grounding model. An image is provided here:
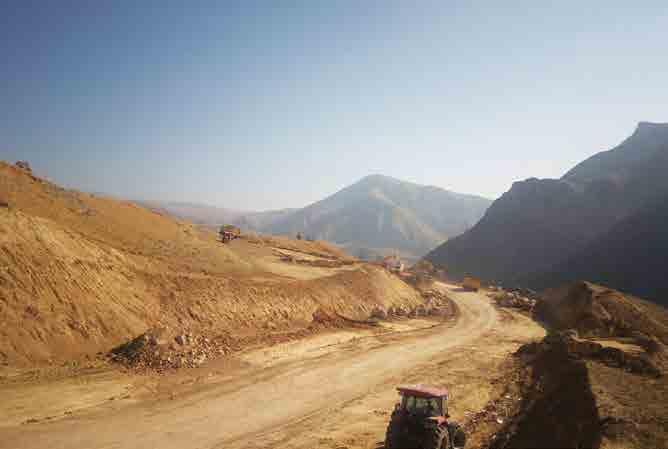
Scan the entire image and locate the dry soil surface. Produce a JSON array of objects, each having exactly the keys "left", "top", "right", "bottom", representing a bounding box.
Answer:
[{"left": 0, "top": 284, "right": 545, "bottom": 449}]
